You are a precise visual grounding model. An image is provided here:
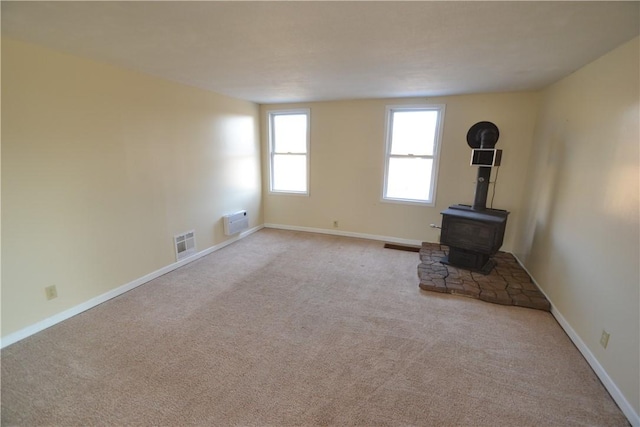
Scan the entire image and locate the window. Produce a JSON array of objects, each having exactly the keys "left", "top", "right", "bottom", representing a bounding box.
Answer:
[
  {"left": 383, "top": 105, "right": 445, "bottom": 205},
  {"left": 268, "top": 110, "right": 310, "bottom": 194}
]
